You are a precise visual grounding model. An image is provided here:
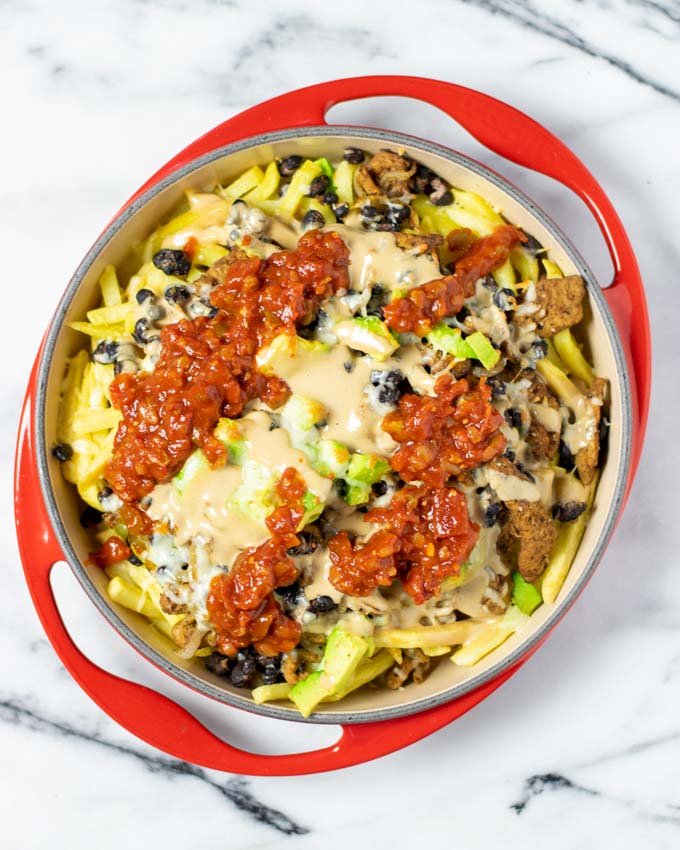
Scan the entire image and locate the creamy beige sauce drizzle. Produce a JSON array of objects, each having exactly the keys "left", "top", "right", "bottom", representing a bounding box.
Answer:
[
  {"left": 465, "top": 283, "right": 510, "bottom": 346},
  {"left": 485, "top": 467, "right": 541, "bottom": 503},
  {"left": 147, "top": 411, "right": 331, "bottom": 566},
  {"left": 278, "top": 341, "right": 388, "bottom": 455},
  {"left": 302, "top": 507, "right": 380, "bottom": 607},
  {"left": 530, "top": 402, "right": 562, "bottom": 433},
  {"left": 373, "top": 344, "right": 438, "bottom": 396},
  {"left": 328, "top": 224, "right": 441, "bottom": 293},
  {"left": 561, "top": 395, "right": 599, "bottom": 454}
]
